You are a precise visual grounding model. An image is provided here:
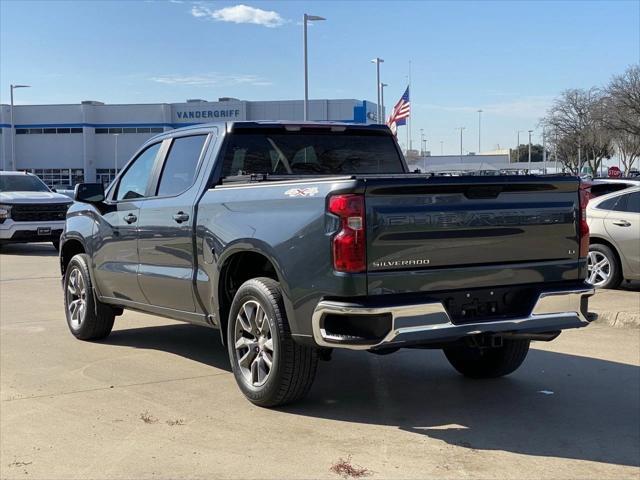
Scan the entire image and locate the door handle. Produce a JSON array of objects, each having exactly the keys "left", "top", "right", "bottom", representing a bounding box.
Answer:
[
  {"left": 612, "top": 220, "right": 631, "bottom": 227},
  {"left": 173, "top": 212, "right": 190, "bottom": 223},
  {"left": 123, "top": 213, "right": 137, "bottom": 224}
]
